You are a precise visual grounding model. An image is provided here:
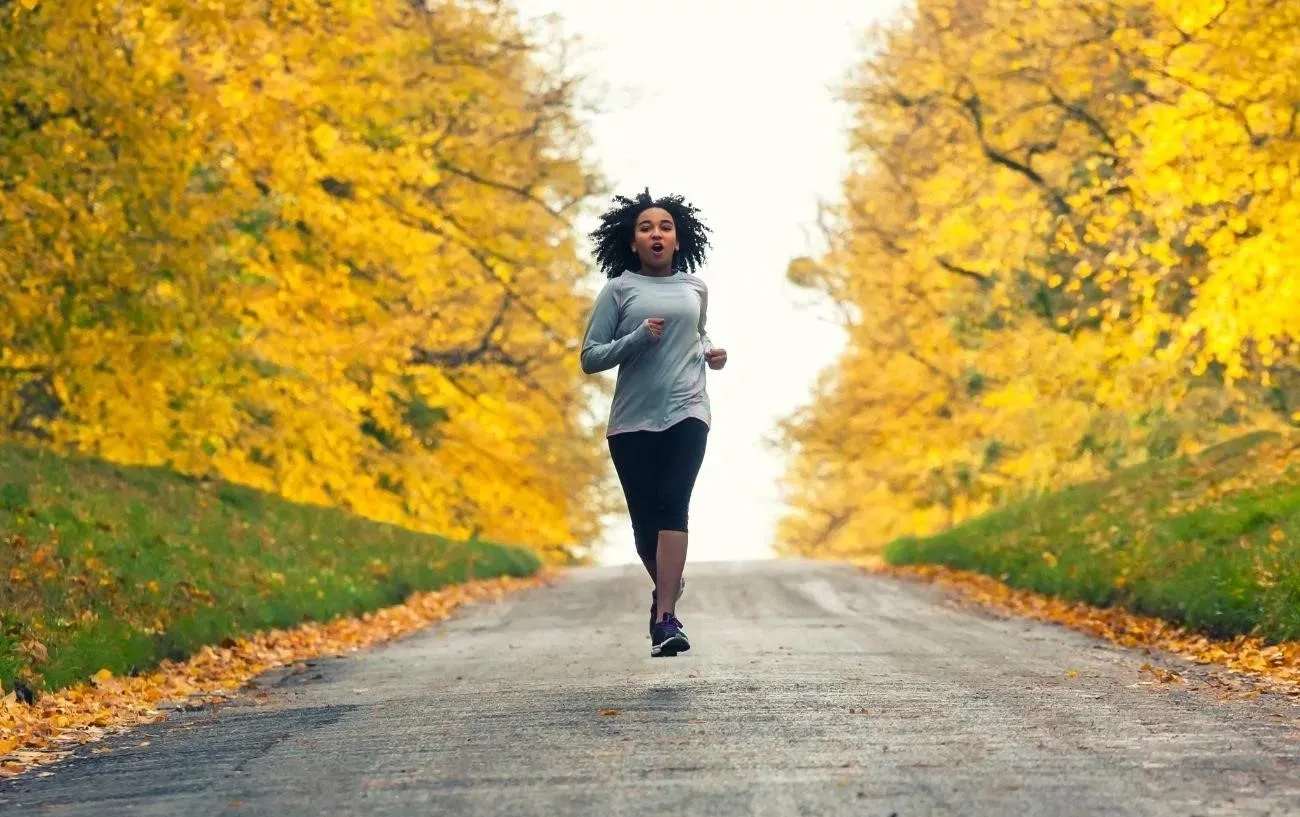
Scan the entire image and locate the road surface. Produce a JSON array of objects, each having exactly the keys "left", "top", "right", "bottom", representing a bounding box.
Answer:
[{"left": 3, "top": 560, "right": 1300, "bottom": 816}]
